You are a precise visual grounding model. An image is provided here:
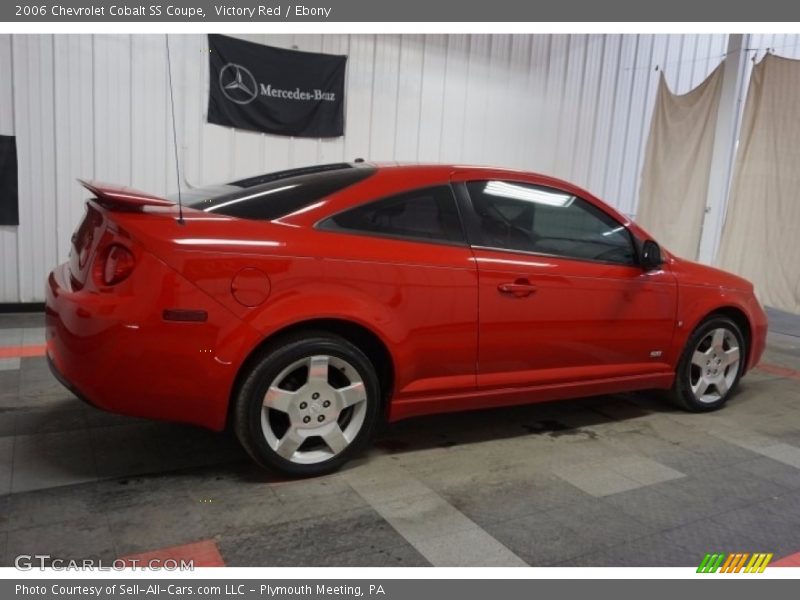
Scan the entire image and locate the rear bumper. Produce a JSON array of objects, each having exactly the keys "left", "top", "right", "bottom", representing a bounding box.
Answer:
[
  {"left": 47, "top": 351, "right": 100, "bottom": 411},
  {"left": 45, "top": 256, "right": 260, "bottom": 431}
]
